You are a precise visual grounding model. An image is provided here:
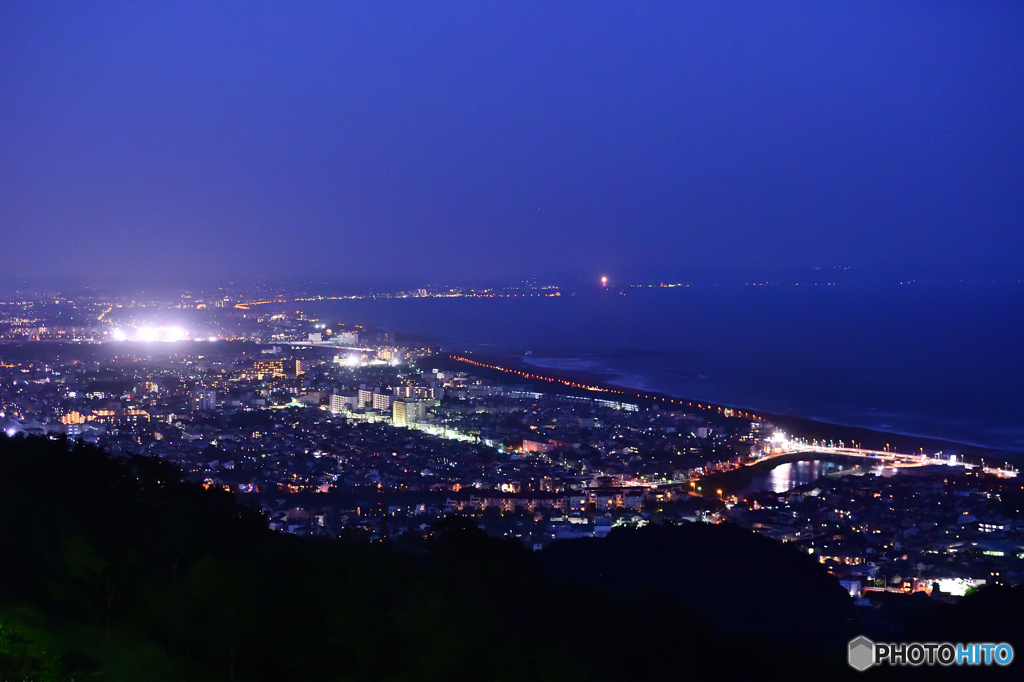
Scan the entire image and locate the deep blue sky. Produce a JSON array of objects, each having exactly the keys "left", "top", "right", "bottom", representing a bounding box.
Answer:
[{"left": 1, "top": 1, "right": 1022, "bottom": 288}]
